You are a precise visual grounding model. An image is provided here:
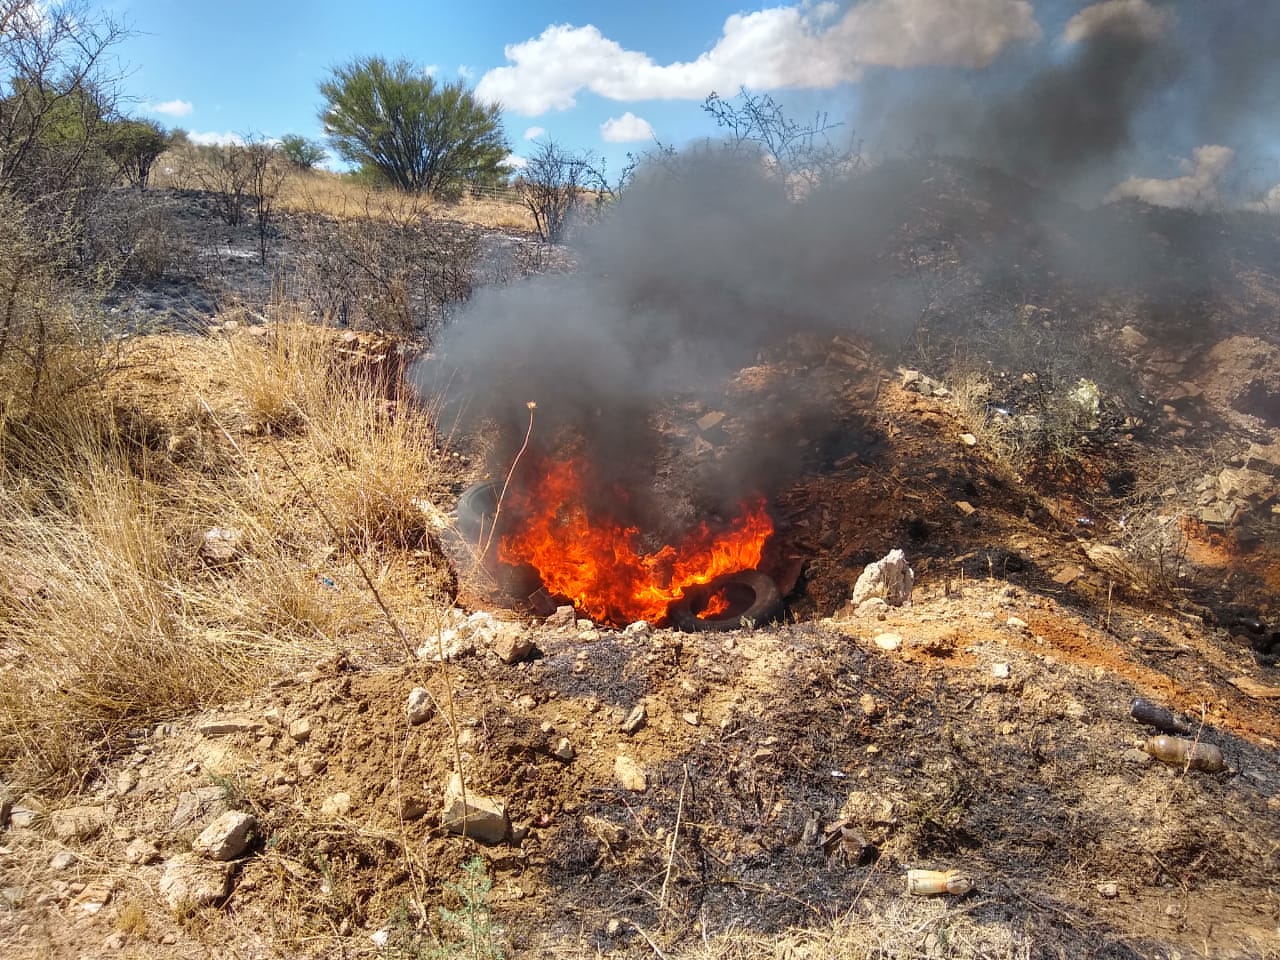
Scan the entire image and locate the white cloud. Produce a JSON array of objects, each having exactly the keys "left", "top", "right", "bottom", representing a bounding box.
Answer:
[
  {"left": 423, "top": 64, "right": 440, "bottom": 77},
  {"left": 1108, "top": 145, "right": 1235, "bottom": 210},
  {"left": 189, "top": 130, "right": 244, "bottom": 147},
  {"left": 477, "top": 1, "right": 1040, "bottom": 115},
  {"left": 146, "top": 98, "right": 193, "bottom": 118},
  {"left": 1063, "top": 0, "right": 1173, "bottom": 44},
  {"left": 504, "top": 153, "right": 528, "bottom": 171},
  {"left": 601, "top": 112, "right": 654, "bottom": 143},
  {"left": 458, "top": 64, "right": 475, "bottom": 81},
  {"left": 523, "top": 125, "right": 547, "bottom": 140}
]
